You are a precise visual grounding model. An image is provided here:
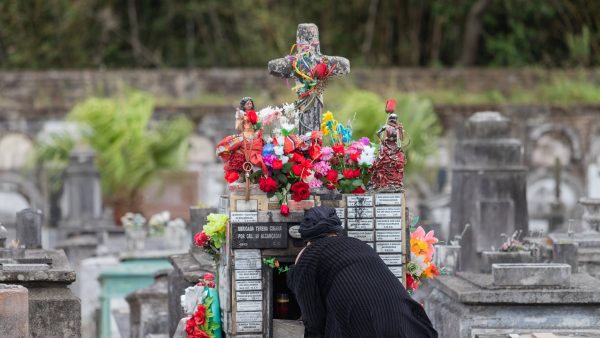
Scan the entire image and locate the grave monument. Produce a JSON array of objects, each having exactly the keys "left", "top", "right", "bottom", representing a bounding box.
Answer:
[{"left": 192, "top": 23, "right": 411, "bottom": 338}]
